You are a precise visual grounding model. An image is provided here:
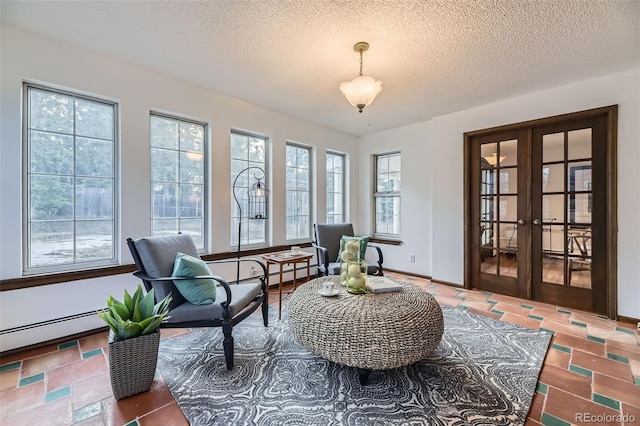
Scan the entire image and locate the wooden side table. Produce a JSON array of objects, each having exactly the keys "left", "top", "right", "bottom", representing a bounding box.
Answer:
[{"left": 261, "top": 250, "right": 314, "bottom": 319}]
